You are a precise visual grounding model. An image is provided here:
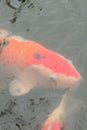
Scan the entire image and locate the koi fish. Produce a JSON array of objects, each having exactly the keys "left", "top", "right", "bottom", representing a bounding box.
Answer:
[
  {"left": 0, "top": 29, "right": 81, "bottom": 97},
  {"left": 42, "top": 91, "right": 67, "bottom": 130},
  {"left": 42, "top": 88, "right": 83, "bottom": 130}
]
